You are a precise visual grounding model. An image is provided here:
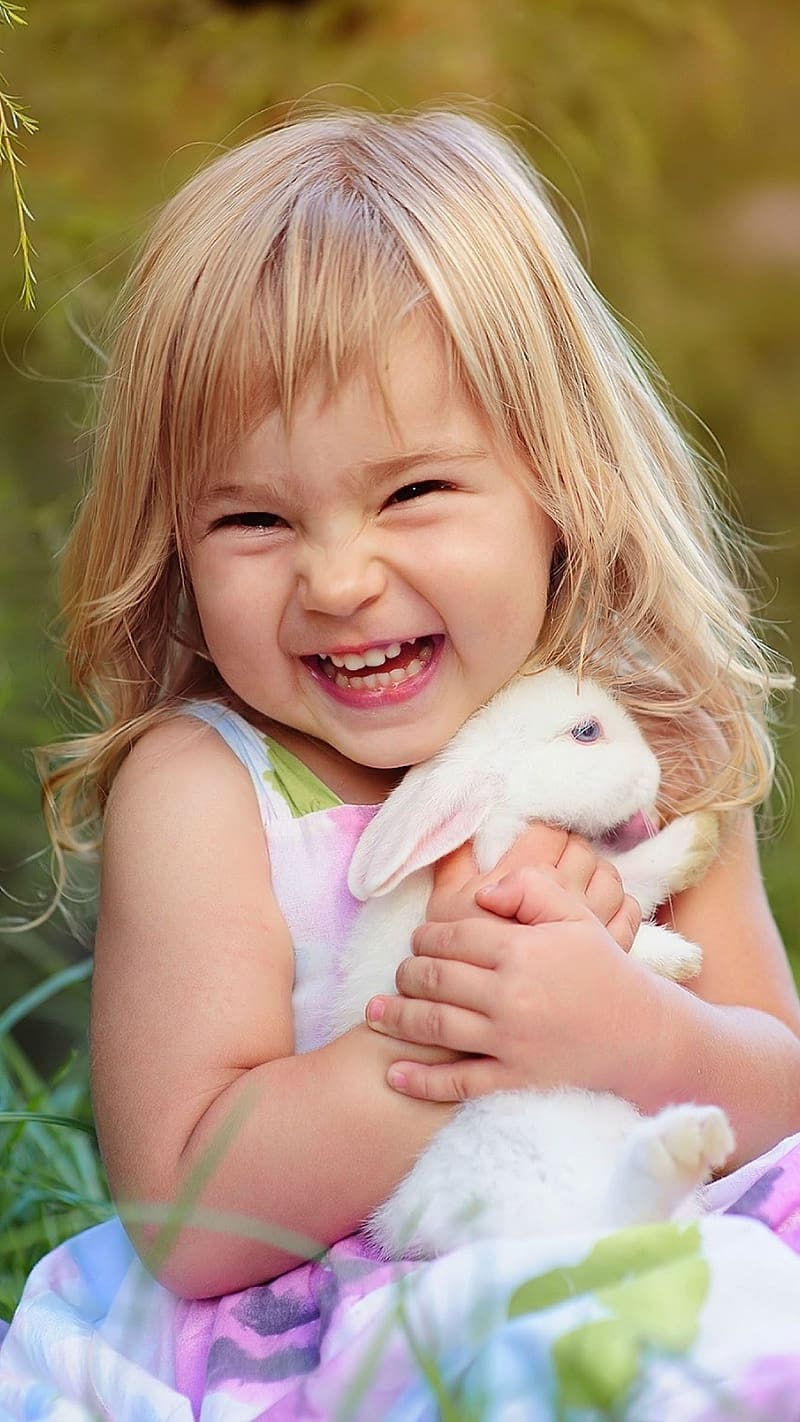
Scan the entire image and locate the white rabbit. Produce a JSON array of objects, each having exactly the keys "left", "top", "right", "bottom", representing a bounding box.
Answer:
[{"left": 333, "top": 667, "right": 734, "bottom": 1258}]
